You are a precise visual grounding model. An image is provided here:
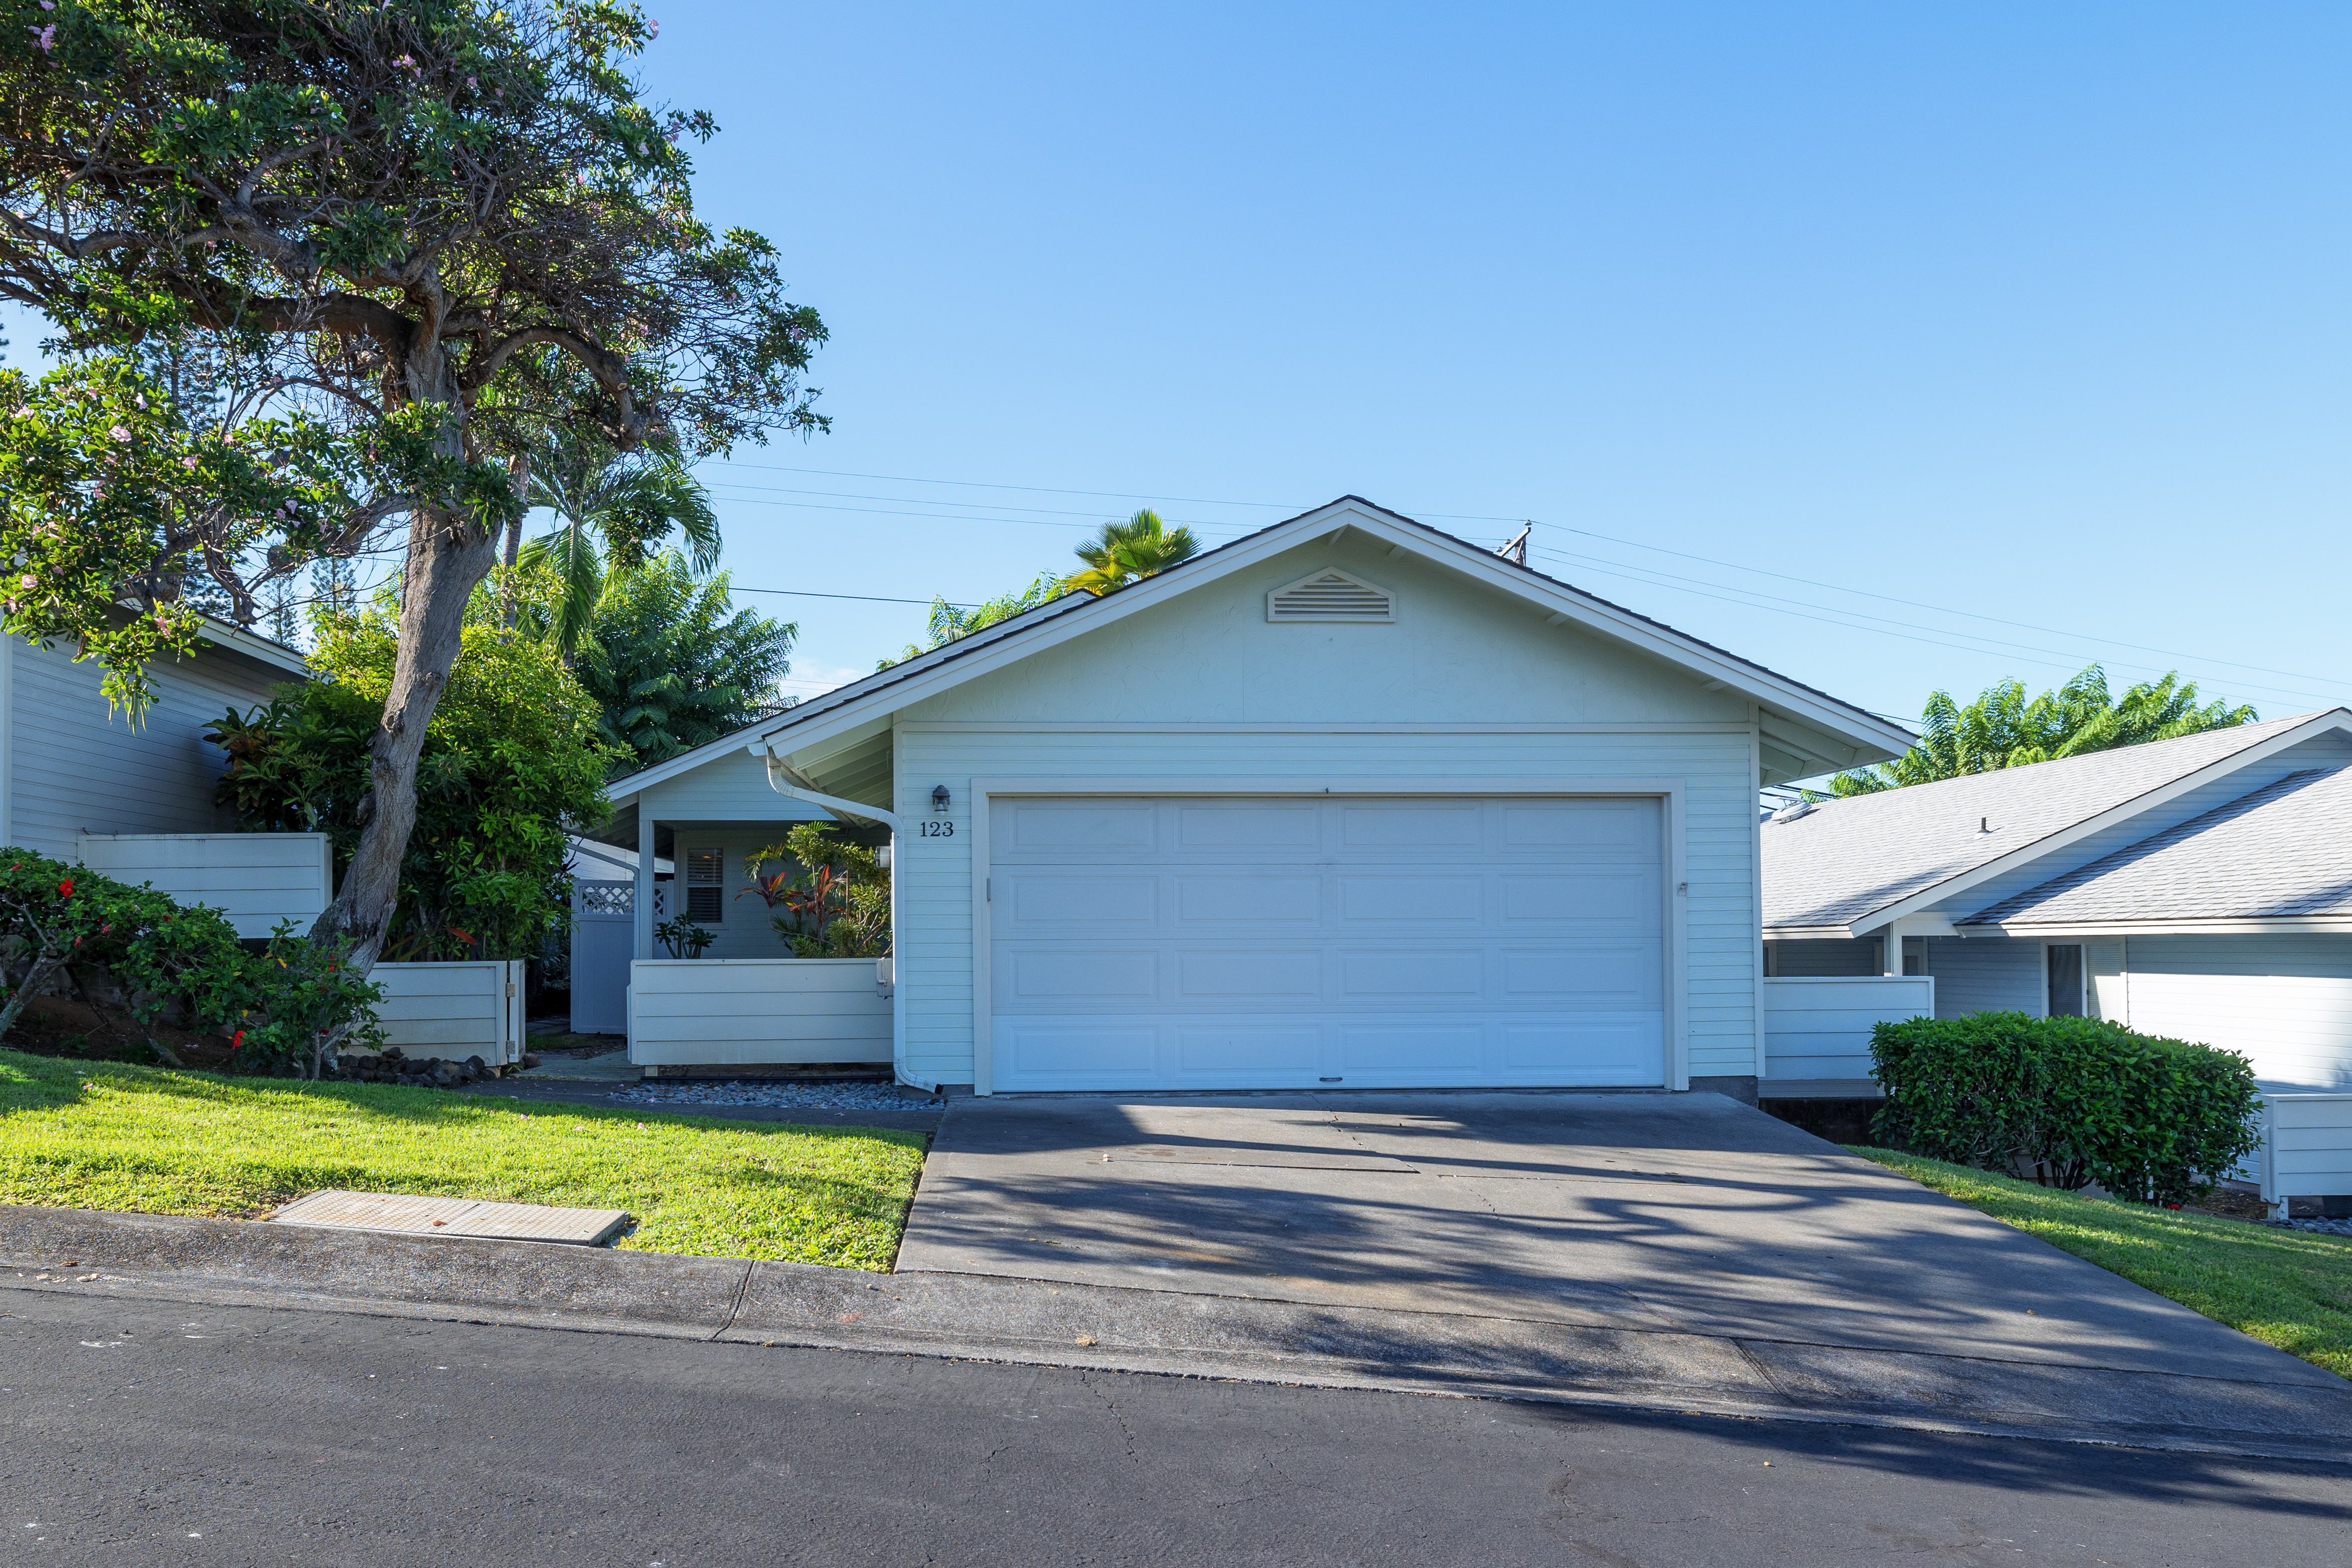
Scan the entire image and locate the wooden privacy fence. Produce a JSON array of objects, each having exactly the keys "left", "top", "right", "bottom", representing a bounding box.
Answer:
[
  {"left": 628, "top": 957, "right": 892, "bottom": 1069},
  {"left": 75, "top": 831, "right": 332, "bottom": 939},
  {"left": 370, "top": 960, "right": 527, "bottom": 1066},
  {"left": 1759, "top": 975, "right": 1936, "bottom": 1096}
]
